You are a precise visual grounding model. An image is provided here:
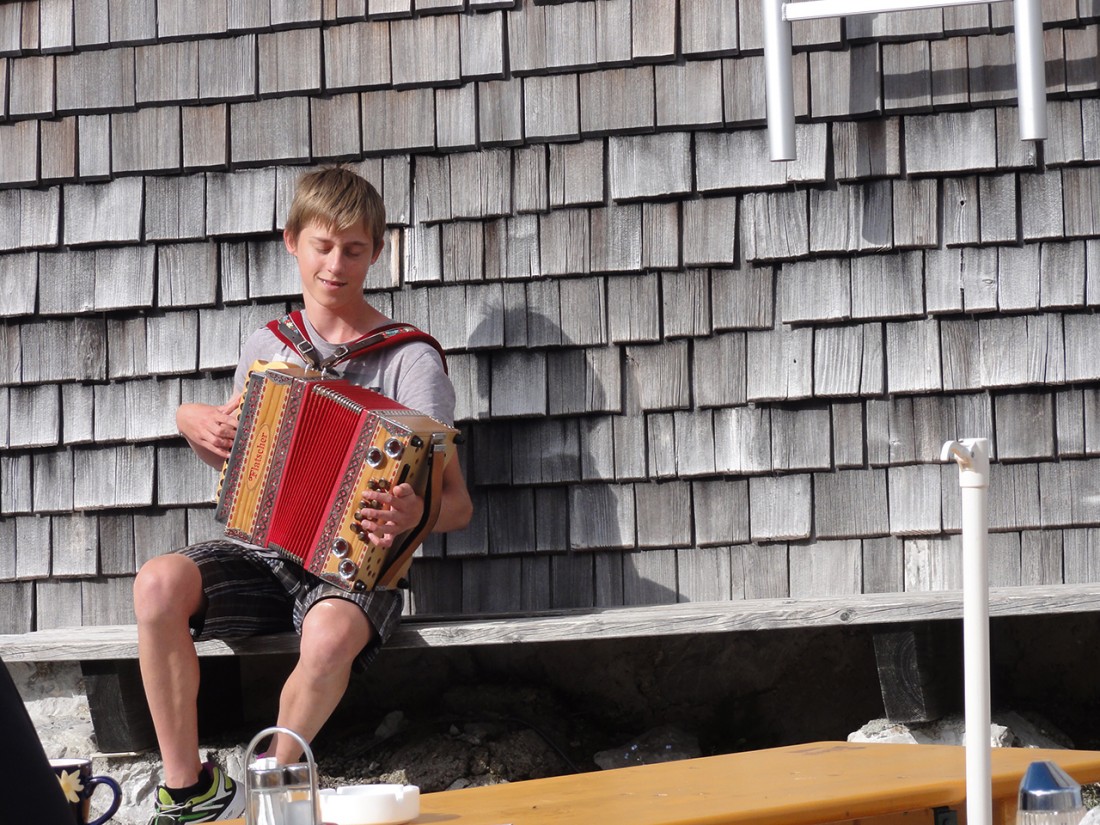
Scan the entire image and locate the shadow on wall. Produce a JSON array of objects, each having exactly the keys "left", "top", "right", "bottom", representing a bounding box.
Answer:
[{"left": 409, "top": 302, "right": 678, "bottom": 615}]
